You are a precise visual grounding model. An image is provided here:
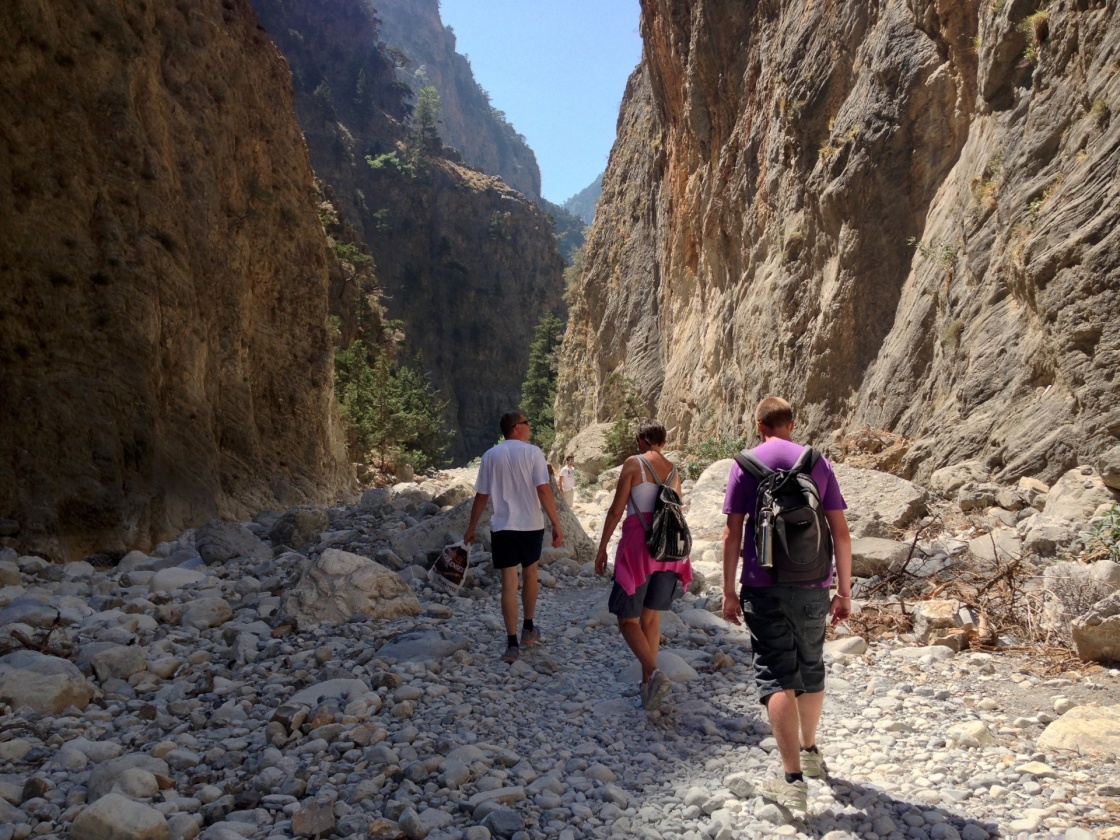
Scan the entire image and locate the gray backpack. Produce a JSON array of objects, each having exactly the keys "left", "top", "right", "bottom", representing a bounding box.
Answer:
[{"left": 733, "top": 446, "right": 832, "bottom": 585}]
